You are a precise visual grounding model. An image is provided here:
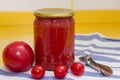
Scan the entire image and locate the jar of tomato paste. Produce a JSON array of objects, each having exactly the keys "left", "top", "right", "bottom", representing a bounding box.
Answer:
[{"left": 34, "top": 8, "right": 75, "bottom": 70}]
